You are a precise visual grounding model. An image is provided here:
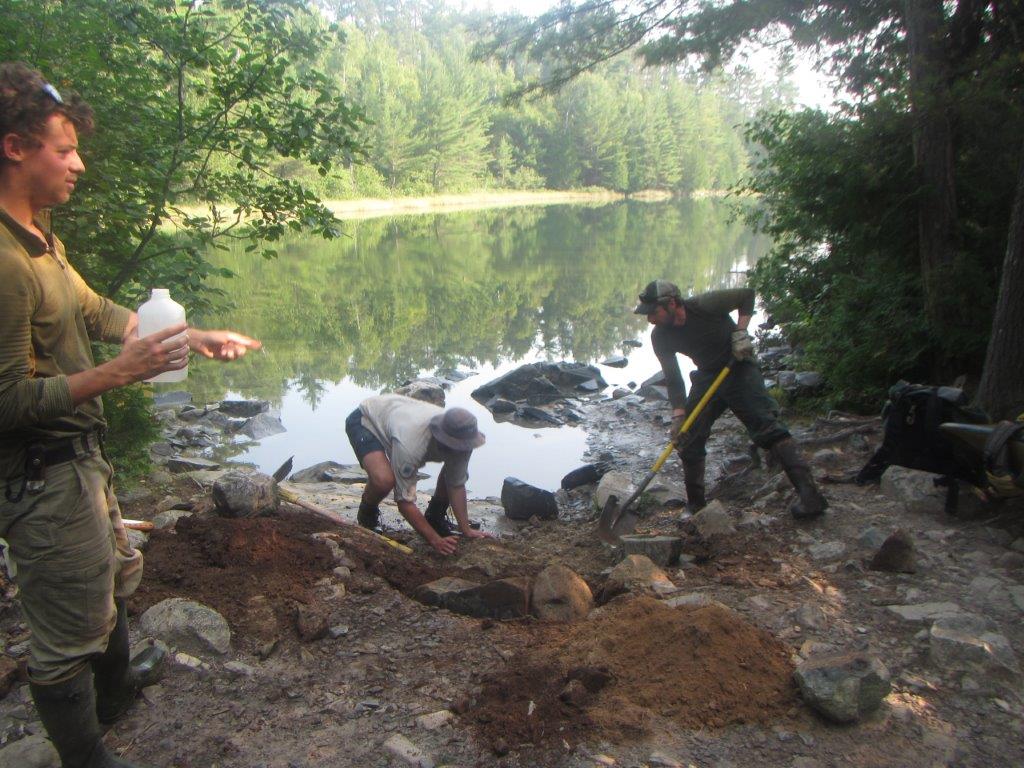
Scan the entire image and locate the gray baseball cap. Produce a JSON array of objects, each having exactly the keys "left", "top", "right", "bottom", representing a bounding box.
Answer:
[
  {"left": 429, "top": 407, "right": 486, "bottom": 451},
  {"left": 633, "top": 279, "right": 681, "bottom": 314}
]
